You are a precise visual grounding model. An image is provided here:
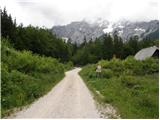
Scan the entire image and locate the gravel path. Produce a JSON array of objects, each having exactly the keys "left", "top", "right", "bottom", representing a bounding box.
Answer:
[{"left": 11, "top": 68, "right": 100, "bottom": 118}]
